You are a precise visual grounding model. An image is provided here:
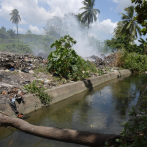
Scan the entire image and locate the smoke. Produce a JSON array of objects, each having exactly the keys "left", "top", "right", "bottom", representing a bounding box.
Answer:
[
  {"left": 21, "top": 14, "right": 113, "bottom": 59},
  {"left": 61, "top": 15, "right": 102, "bottom": 58},
  {"left": 44, "top": 14, "right": 109, "bottom": 58}
]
